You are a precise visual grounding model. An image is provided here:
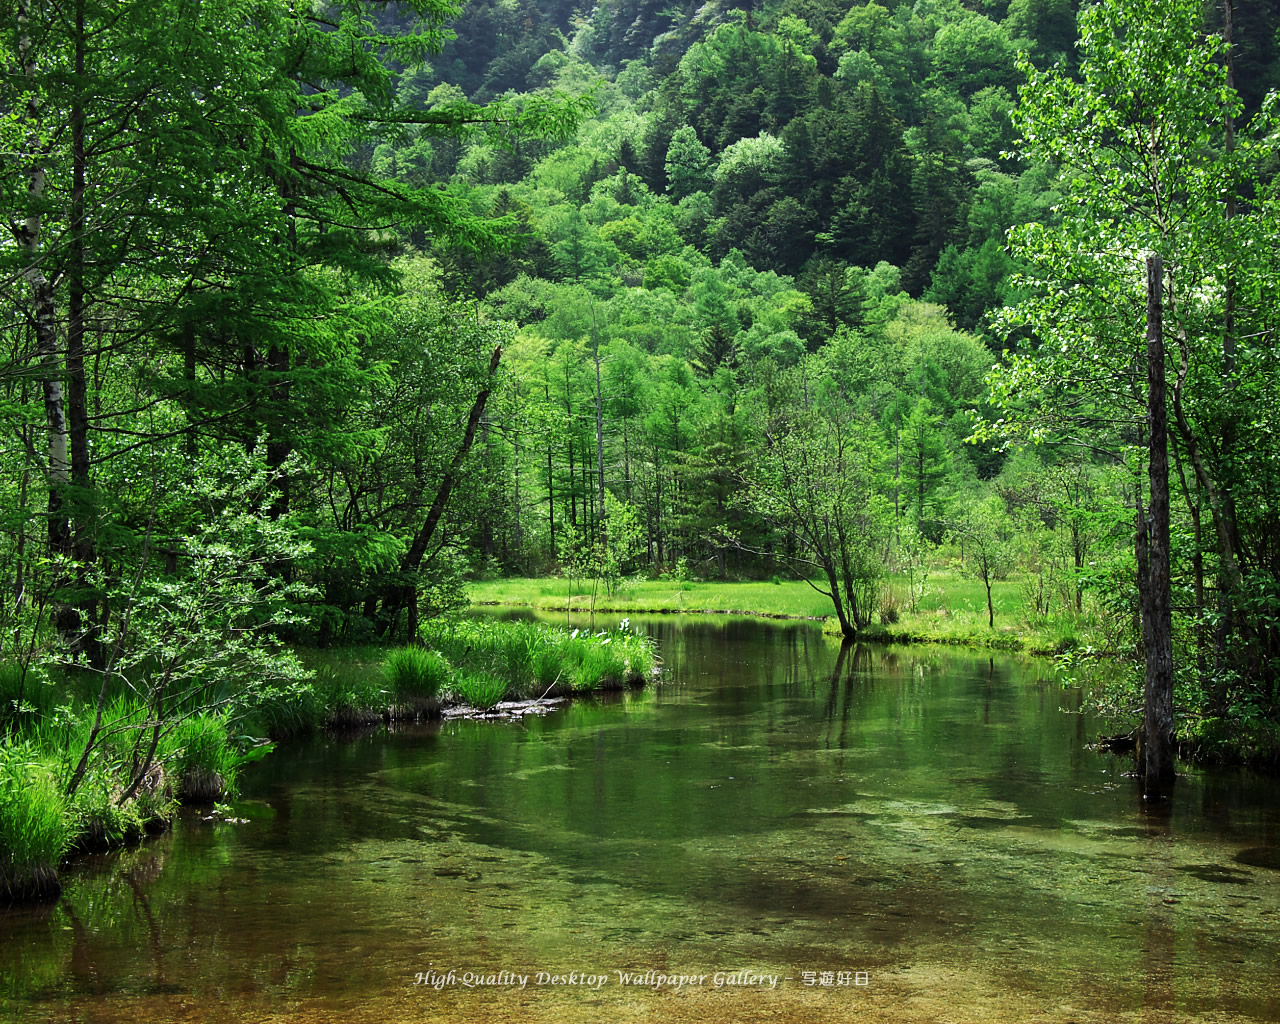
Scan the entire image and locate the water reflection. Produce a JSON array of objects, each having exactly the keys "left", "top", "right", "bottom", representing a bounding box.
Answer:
[{"left": 2, "top": 614, "right": 1278, "bottom": 1023}]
